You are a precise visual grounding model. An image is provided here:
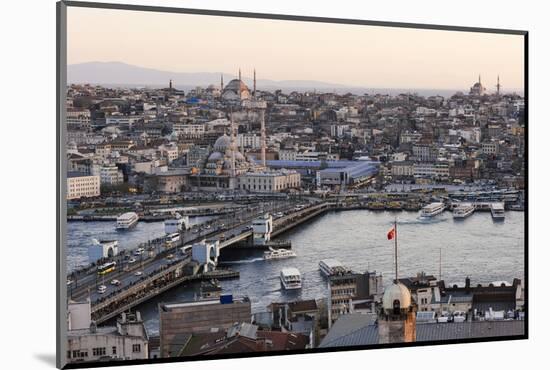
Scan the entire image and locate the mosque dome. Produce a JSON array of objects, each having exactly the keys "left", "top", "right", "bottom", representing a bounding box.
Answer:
[
  {"left": 214, "top": 134, "right": 231, "bottom": 151},
  {"left": 382, "top": 283, "right": 412, "bottom": 312},
  {"left": 235, "top": 151, "right": 246, "bottom": 162},
  {"left": 224, "top": 79, "right": 250, "bottom": 94},
  {"left": 208, "top": 151, "right": 224, "bottom": 162}
]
